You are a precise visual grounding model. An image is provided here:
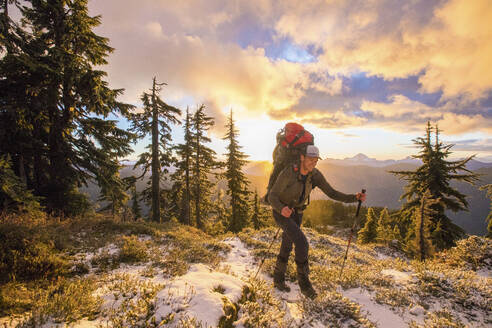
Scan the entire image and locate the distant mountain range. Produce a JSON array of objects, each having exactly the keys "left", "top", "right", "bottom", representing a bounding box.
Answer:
[
  {"left": 319, "top": 153, "right": 492, "bottom": 170},
  {"left": 83, "top": 154, "right": 491, "bottom": 236},
  {"left": 244, "top": 157, "right": 491, "bottom": 236}
]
